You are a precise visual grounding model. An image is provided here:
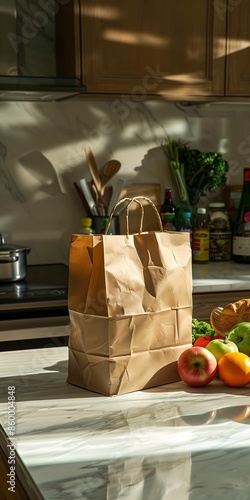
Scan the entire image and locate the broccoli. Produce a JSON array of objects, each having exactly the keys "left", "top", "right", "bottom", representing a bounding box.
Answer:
[
  {"left": 192, "top": 318, "right": 215, "bottom": 344},
  {"left": 179, "top": 146, "right": 229, "bottom": 206},
  {"left": 162, "top": 138, "right": 229, "bottom": 207}
]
